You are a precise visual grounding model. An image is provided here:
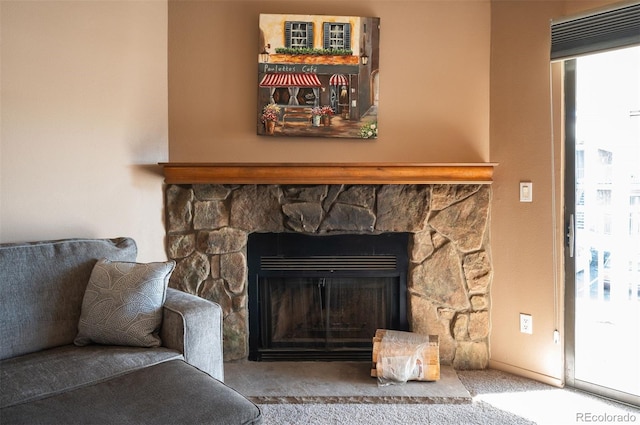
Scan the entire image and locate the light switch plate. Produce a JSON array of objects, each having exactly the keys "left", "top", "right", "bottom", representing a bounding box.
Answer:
[{"left": 520, "top": 182, "right": 533, "bottom": 202}]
